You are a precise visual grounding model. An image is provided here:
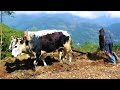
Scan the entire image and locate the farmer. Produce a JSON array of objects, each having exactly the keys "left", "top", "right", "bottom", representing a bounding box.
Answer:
[{"left": 97, "top": 28, "right": 119, "bottom": 65}]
